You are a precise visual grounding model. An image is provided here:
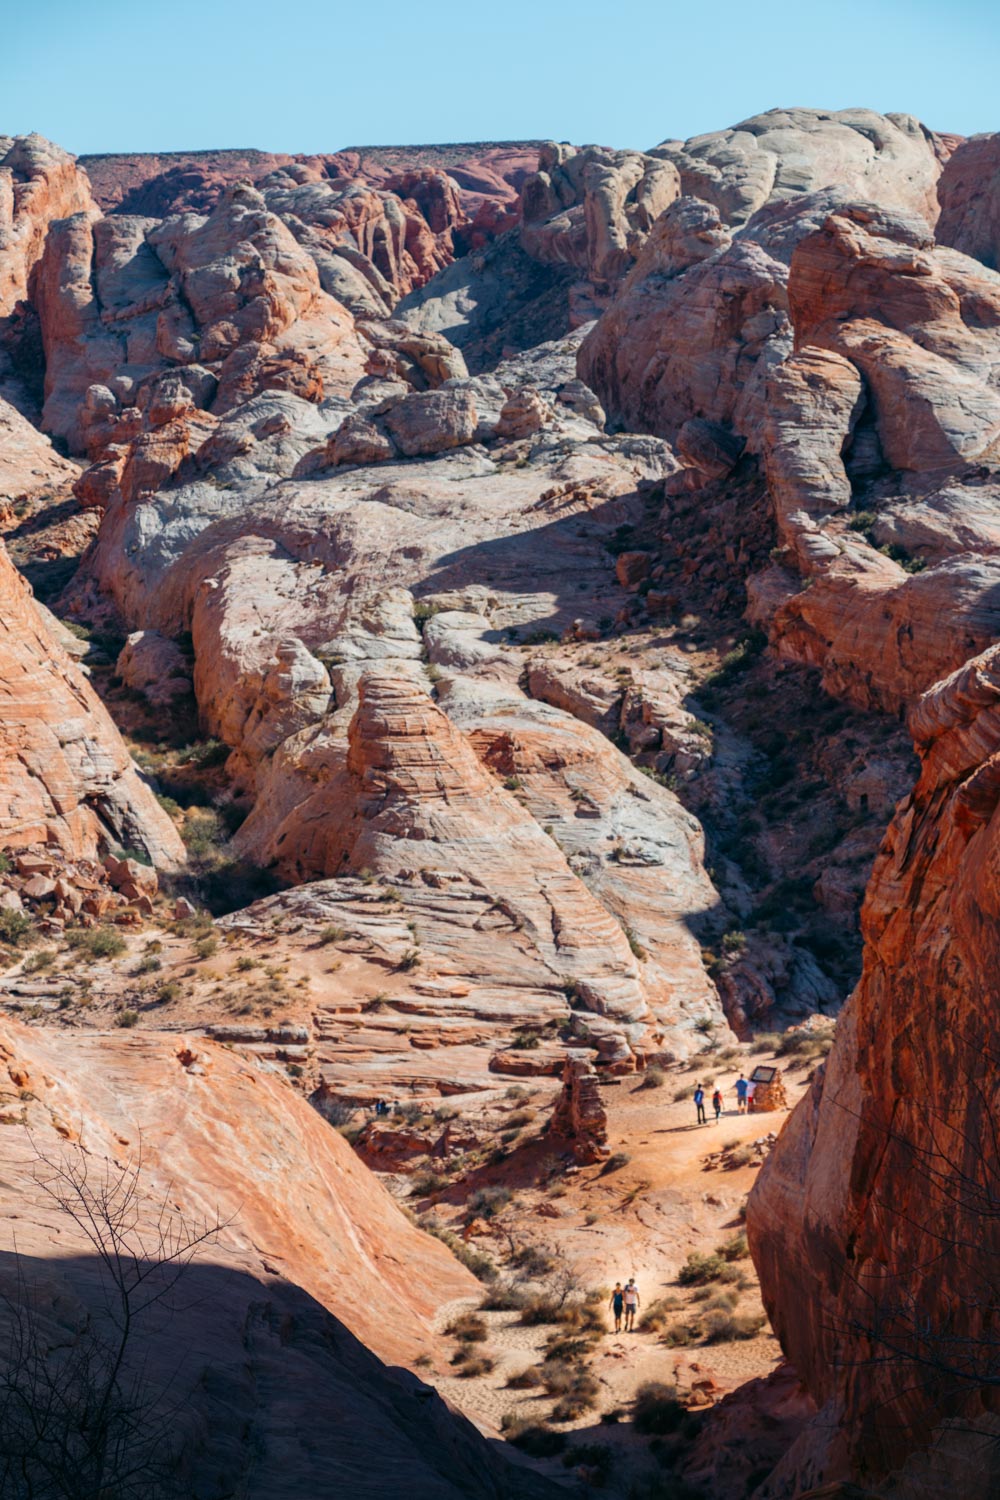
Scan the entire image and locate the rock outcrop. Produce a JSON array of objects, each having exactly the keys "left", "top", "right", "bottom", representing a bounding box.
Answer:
[
  {"left": 748, "top": 644, "right": 1000, "bottom": 1493},
  {"left": 549, "top": 1055, "right": 609, "bottom": 1162},
  {"left": 0, "top": 133, "right": 94, "bottom": 317},
  {"left": 0, "top": 1018, "right": 557, "bottom": 1498},
  {"left": 0, "top": 540, "right": 183, "bottom": 866}
]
